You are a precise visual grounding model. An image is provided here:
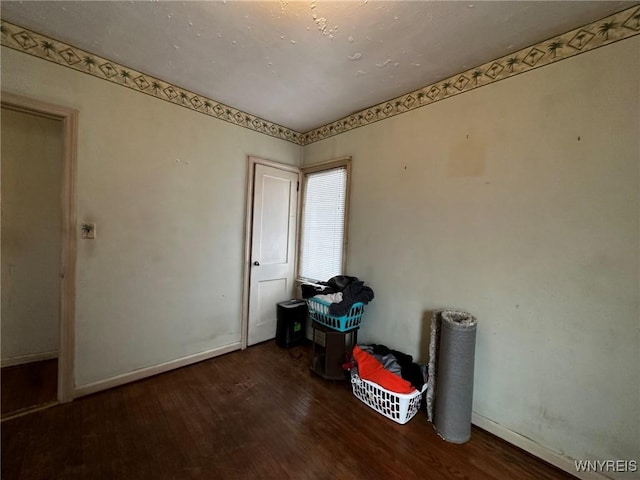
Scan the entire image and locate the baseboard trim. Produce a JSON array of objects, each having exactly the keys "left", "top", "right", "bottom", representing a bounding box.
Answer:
[
  {"left": 74, "top": 342, "right": 241, "bottom": 398},
  {"left": 472, "top": 412, "right": 610, "bottom": 480},
  {"left": 1, "top": 401, "right": 58, "bottom": 422},
  {"left": 1, "top": 350, "right": 59, "bottom": 367}
]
